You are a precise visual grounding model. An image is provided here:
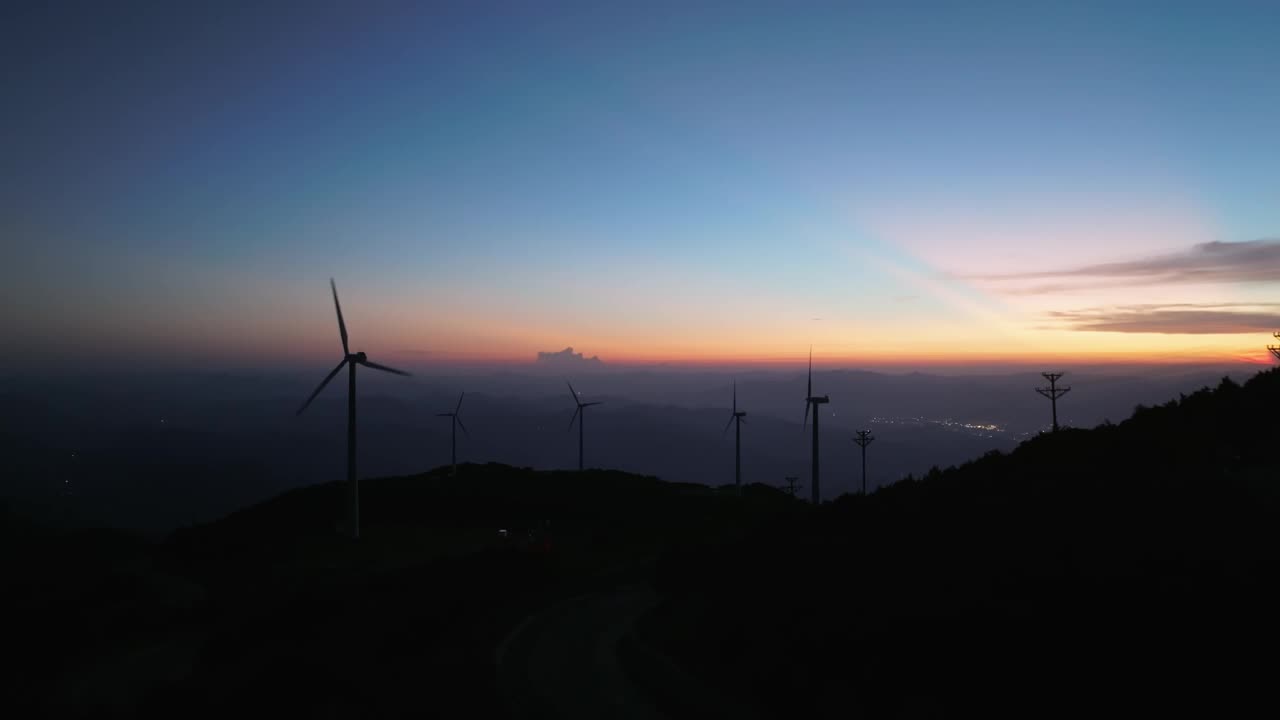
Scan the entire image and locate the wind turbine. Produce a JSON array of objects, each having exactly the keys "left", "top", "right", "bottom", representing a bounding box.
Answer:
[
  {"left": 566, "top": 380, "right": 602, "bottom": 471},
  {"left": 296, "top": 278, "right": 410, "bottom": 540},
  {"left": 723, "top": 380, "right": 747, "bottom": 490},
  {"left": 802, "top": 347, "right": 830, "bottom": 505},
  {"left": 436, "top": 392, "right": 469, "bottom": 477}
]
